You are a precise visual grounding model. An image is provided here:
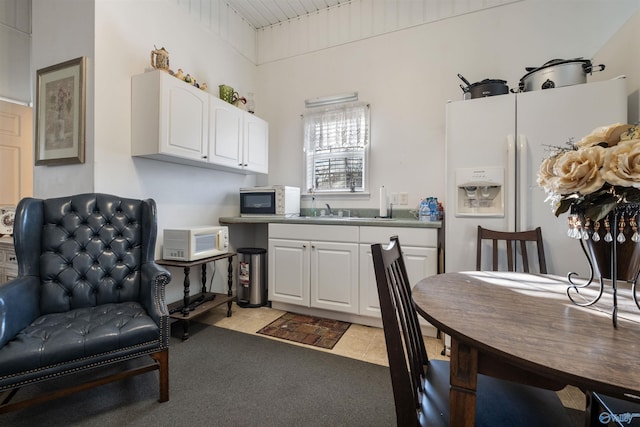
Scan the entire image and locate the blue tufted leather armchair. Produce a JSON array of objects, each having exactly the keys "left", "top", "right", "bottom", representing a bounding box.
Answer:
[{"left": 0, "top": 193, "right": 171, "bottom": 413}]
